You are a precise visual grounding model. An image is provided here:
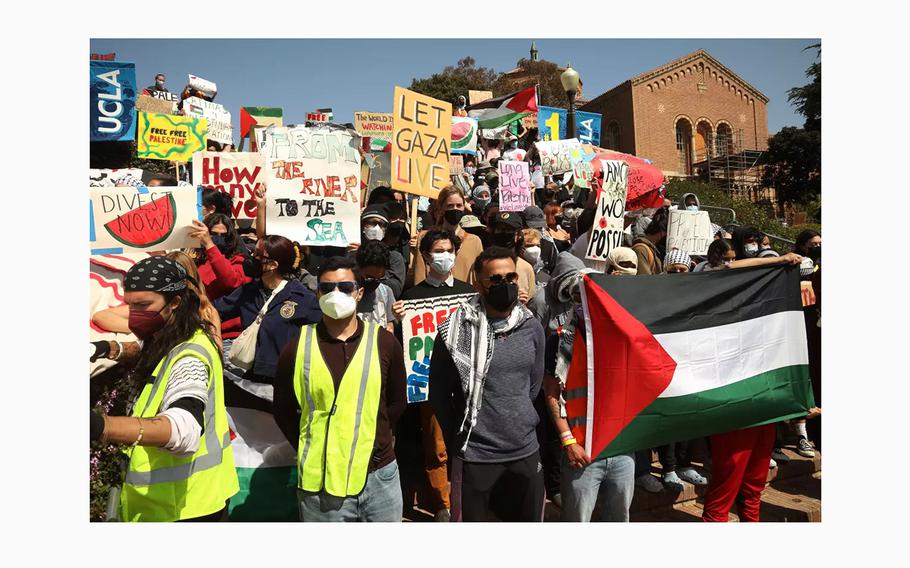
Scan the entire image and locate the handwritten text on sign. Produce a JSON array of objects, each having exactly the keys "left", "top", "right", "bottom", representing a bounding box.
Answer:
[
  {"left": 192, "top": 152, "right": 265, "bottom": 220},
  {"left": 392, "top": 86, "right": 452, "bottom": 198},
  {"left": 535, "top": 138, "right": 582, "bottom": 176},
  {"left": 498, "top": 160, "right": 531, "bottom": 212},
  {"left": 262, "top": 126, "right": 362, "bottom": 247},
  {"left": 137, "top": 112, "right": 207, "bottom": 162},
  {"left": 586, "top": 160, "right": 629, "bottom": 261},
  {"left": 667, "top": 210, "right": 712, "bottom": 256},
  {"left": 89, "top": 186, "right": 200, "bottom": 253},
  {"left": 402, "top": 293, "right": 475, "bottom": 403}
]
